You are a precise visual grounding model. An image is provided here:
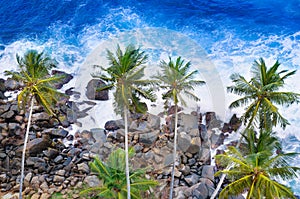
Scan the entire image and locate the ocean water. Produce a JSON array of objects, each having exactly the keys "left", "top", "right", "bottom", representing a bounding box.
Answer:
[{"left": 0, "top": 0, "right": 300, "bottom": 195}]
